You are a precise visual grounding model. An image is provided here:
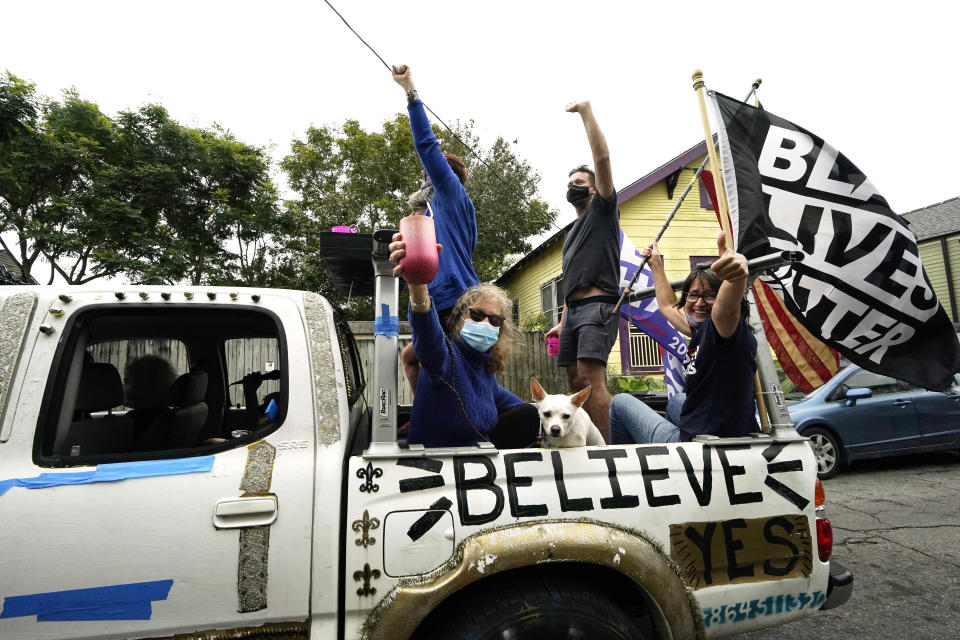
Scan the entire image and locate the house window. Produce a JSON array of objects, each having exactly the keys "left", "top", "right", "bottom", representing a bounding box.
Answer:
[
  {"left": 689, "top": 255, "right": 718, "bottom": 270},
  {"left": 627, "top": 325, "right": 664, "bottom": 373},
  {"left": 540, "top": 276, "right": 564, "bottom": 326}
]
